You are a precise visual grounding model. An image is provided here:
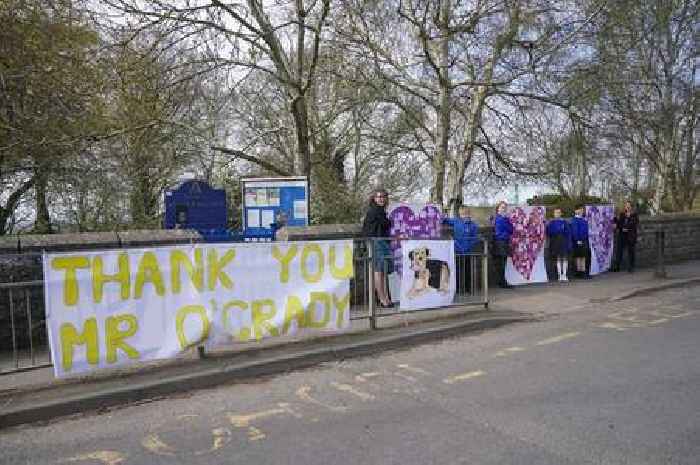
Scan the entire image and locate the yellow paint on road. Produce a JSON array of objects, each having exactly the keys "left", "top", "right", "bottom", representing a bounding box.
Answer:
[
  {"left": 296, "top": 385, "right": 348, "bottom": 412},
  {"left": 595, "top": 322, "right": 628, "bottom": 331},
  {"left": 443, "top": 370, "right": 485, "bottom": 384},
  {"left": 62, "top": 451, "right": 126, "bottom": 465},
  {"left": 536, "top": 332, "right": 580, "bottom": 346},
  {"left": 141, "top": 434, "right": 175, "bottom": 456},
  {"left": 228, "top": 403, "right": 301, "bottom": 442},
  {"left": 396, "top": 364, "right": 430, "bottom": 375},
  {"left": 330, "top": 382, "right": 375, "bottom": 401},
  {"left": 494, "top": 346, "right": 525, "bottom": 357}
]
